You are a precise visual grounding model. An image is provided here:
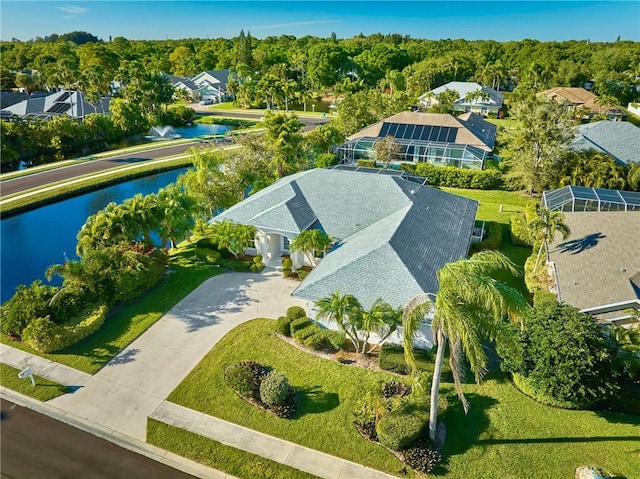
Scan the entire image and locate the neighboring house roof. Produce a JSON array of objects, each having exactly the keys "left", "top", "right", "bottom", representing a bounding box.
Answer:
[
  {"left": 348, "top": 111, "right": 497, "bottom": 151},
  {"left": 539, "top": 87, "right": 624, "bottom": 116},
  {"left": 192, "top": 69, "right": 232, "bottom": 90},
  {"left": 548, "top": 211, "right": 640, "bottom": 313},
  {"left": 215, "top": 168, "right": 478, "bottom": 308},
  {"left": 163, "top": 73, "right": 200, "bottom": 92},
  {"left": 570, "top": 121, "right": 640, "bottom": 166},
  {"left": 419, "top": 81, "right": 503, "bottom": 107},
  {"left": 0, "top": 90, "right": 110, "bottom": 119},
  {"left": 0, "top": 91, "right": 29, "bottom": 109}
]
